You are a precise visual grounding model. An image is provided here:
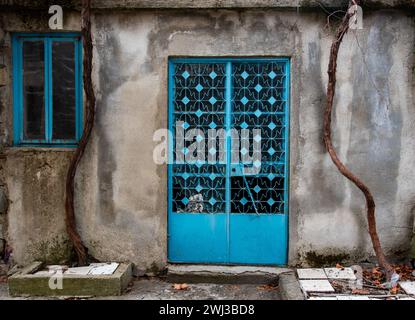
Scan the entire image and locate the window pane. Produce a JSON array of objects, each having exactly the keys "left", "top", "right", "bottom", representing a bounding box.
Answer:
[
  {"left": 22, "top": 41, "right": 45, "bottom": 140},
  {"left": 52, "top": 41, "right": 76, "bottom": 140}
]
